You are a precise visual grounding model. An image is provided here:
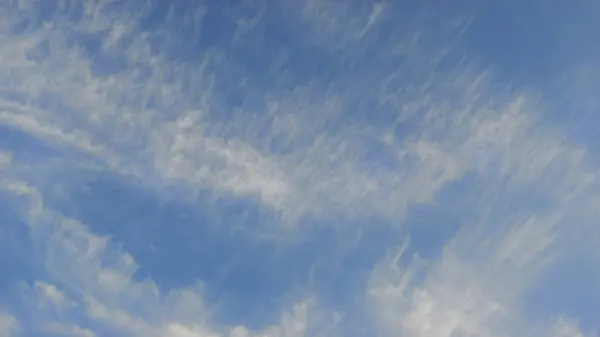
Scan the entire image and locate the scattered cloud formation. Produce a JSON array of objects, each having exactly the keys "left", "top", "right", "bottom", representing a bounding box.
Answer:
[{"left": 1, "top": 0, "right": 599, "bottom": 336}]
